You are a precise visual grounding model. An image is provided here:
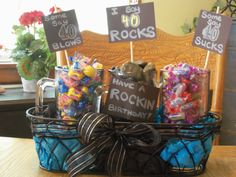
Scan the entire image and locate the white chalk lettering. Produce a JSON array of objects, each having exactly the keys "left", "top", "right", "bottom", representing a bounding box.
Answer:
[
  {"left": 110, "top": 26, "right": 155, "bottom": 42},
  {"left": 44, "top": 16, "right": 50, "bottom": 22},
  {"left": 110, "top": 30, "right": 120, "bottom": 41},
  {"left": 120, "top": 30, "right": 129, "bottom": 39},
  {"left": 147, "top": 100, "right": 156, "bottom": 110},
  {"left": 120, "top": 92, "right": 129, "bottom": 101},
  {"left": 201, "top": 11, "right": 221, "bottom": 22},
  {"left": 146, "top": 26, "right": 156, "bottom": 38},
  {"left": 194, "top": 36, "right": 223, "bottom": 54},
  {"left": 52, "top": 43, "right": 59, "bottom": 50},
  {"left": 129, "top": 95, "right": 136, "bottom": 104},
  {"left": 111, "top": 7, "right": 118, "bottom": 15},
  {"left": 138, "top": 85, "right": 145, "bottom": 92},
  {"left": 112, "top": 78, "right": 135, "bottom": 89},
  {"left": 130, "top": 29, "right": 137, "bottom": 39},
  {"left": 218, "top": 44, "right": 223, "bottom": 54},
  {"left": 137, "top": 26, "right": 155, "bottom": 38},
  {"left": 70, "top": 37, "right": 82, "bottom": 45},
  {"left": 109, "top": 88, "right": 156, "bottom": 110},
  {"left": 125, "top": 6, "right": 140, "bottom": 14},
  {"left": 110, "top": 88, "right": 120, "bottom": 100},
  {"left": 52, "top": 19, "right": 68, "bottom": 27},
  {"left": 52, "top": 37, "right": 81, "bottom": 50},
  {"left": 108, "top": 104, "right": 148, "bottom": 119},
  {"left": 48, "top": 13, "right": 67, "bottom": 21},
  {"left": 136, "top": 97, "right": 146, "bottom": 109}
]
